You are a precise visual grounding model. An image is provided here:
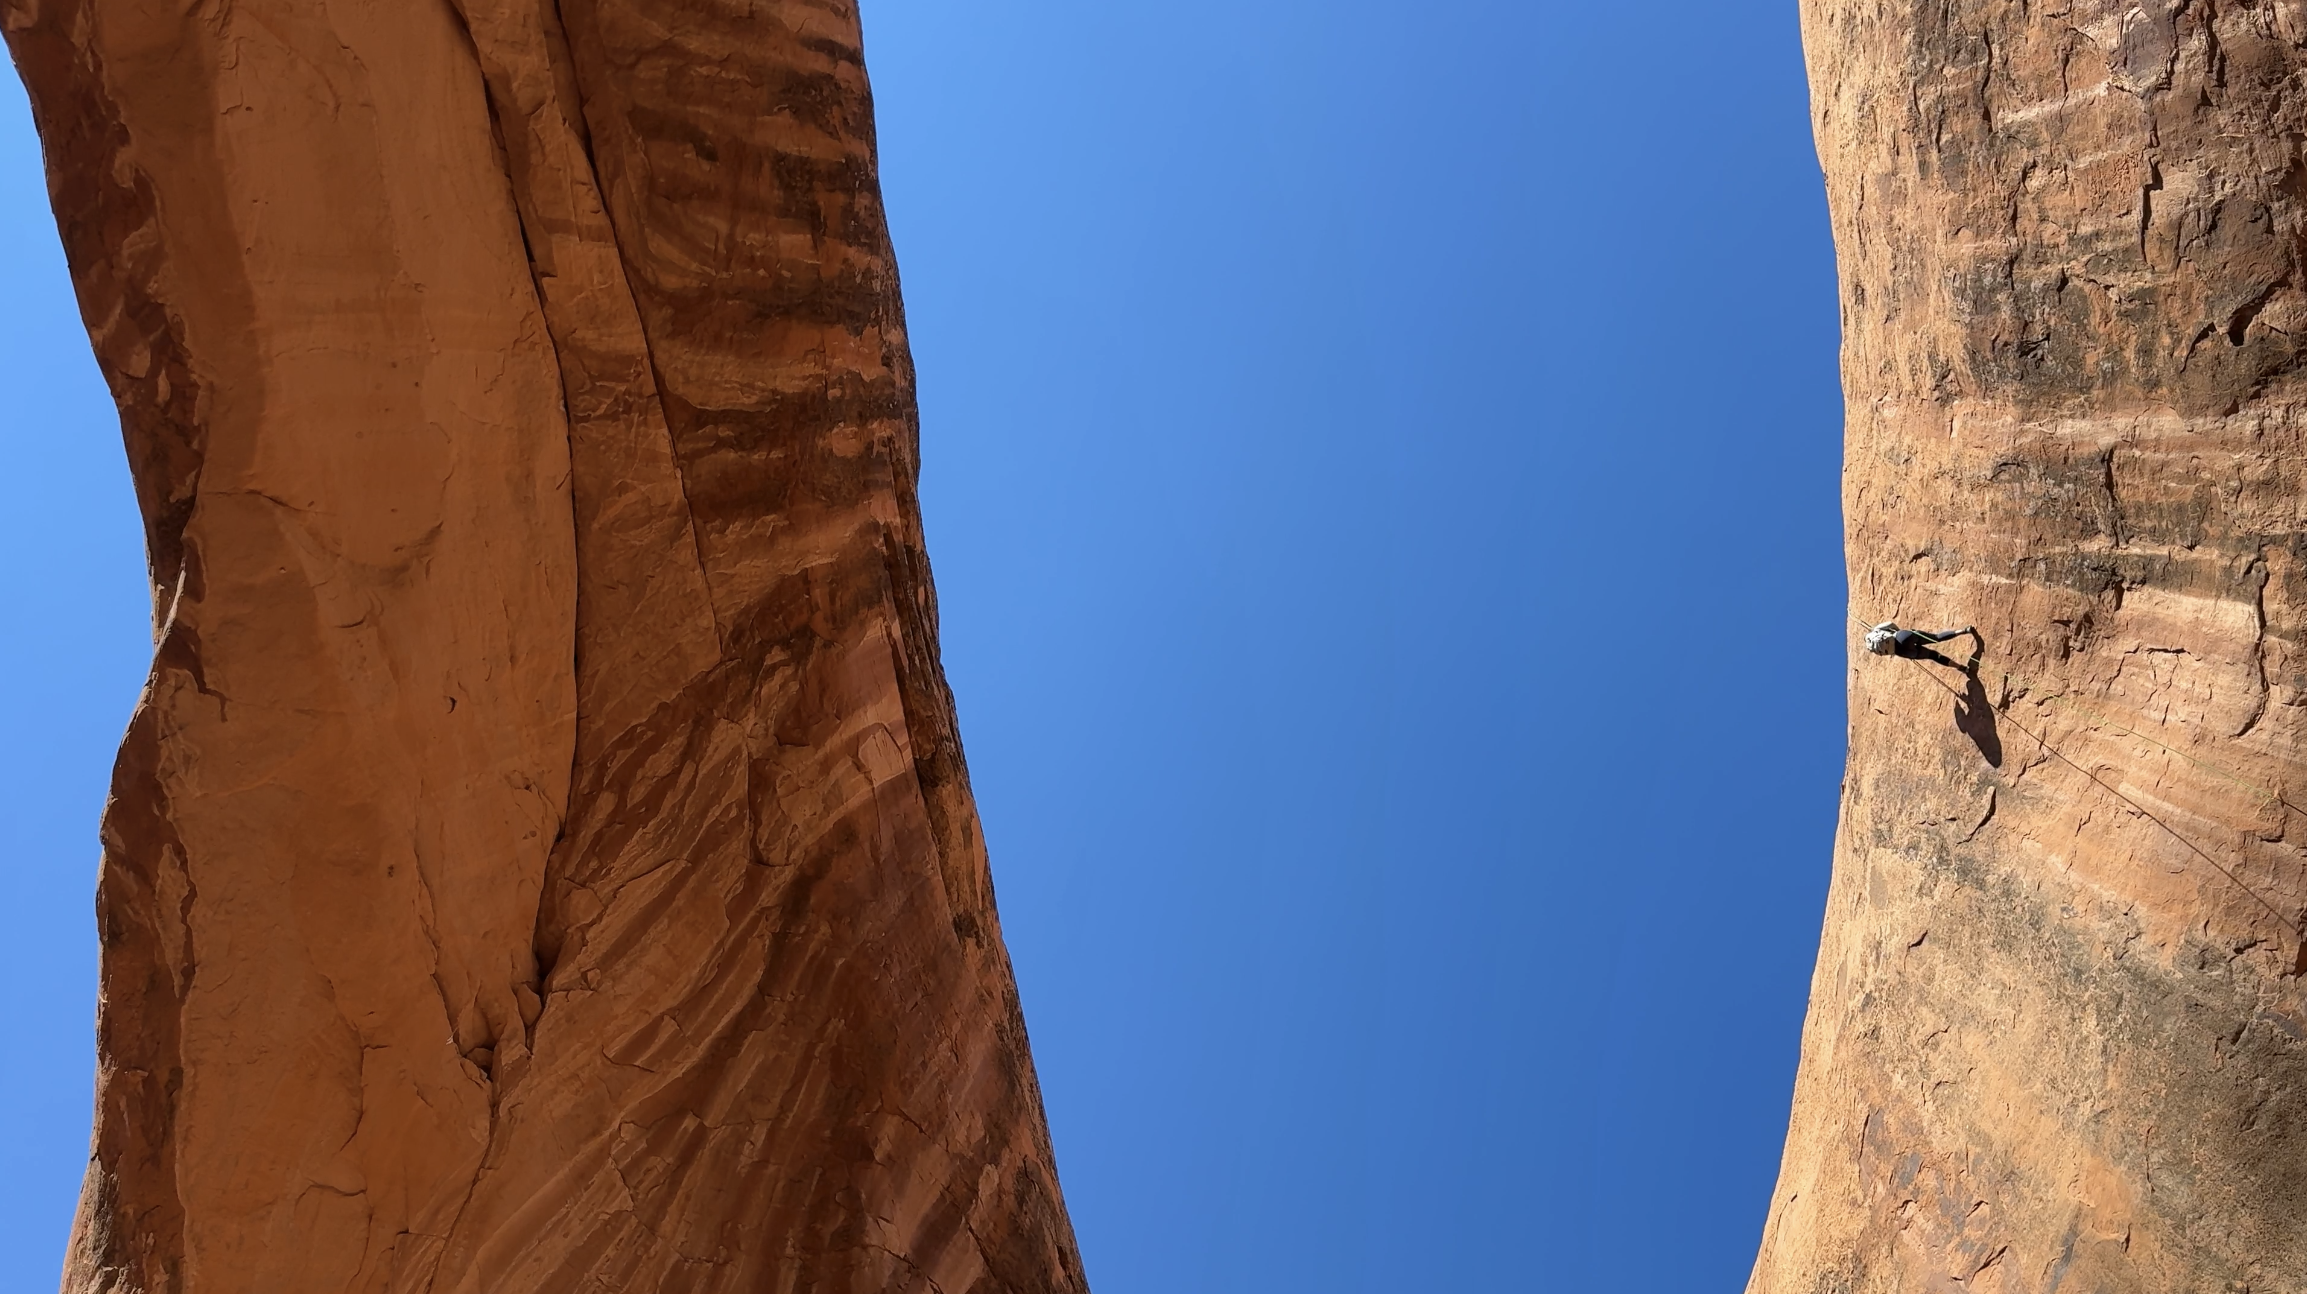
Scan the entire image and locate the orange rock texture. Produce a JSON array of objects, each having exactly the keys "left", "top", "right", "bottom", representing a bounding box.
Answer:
[
  {"left": 1754, "top": 3, "right": 2307, "bottom": 1291},
  {"left": 7, "top": 0, "right": 1088, "bottom": 1289}
]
